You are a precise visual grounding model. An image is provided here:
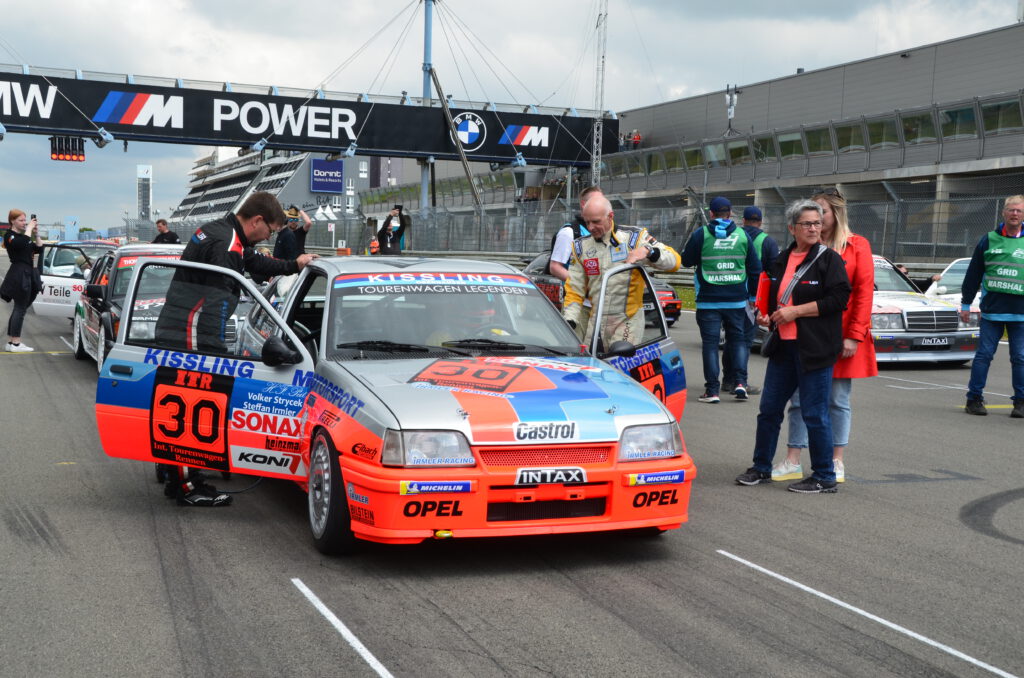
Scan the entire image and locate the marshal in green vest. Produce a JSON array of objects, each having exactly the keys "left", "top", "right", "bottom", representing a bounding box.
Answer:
[
  {"left": 982, "top": 231, "right": 1024, "bottom": 296},
  {"left": 700, "top": 224, "right": 749, "bottom": 285}
]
